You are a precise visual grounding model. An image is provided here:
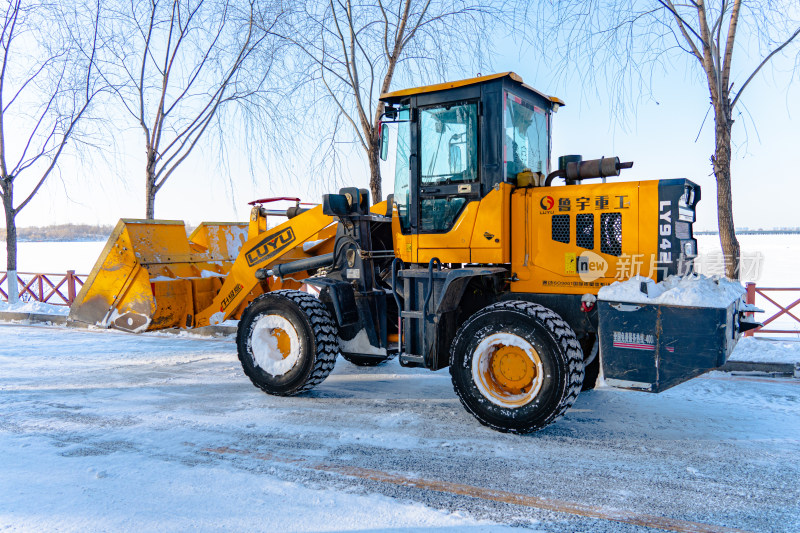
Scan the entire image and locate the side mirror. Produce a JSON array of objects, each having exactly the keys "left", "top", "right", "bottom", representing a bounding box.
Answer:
[{"left": 379, "top": 123, "right": 389, "bottom": 161}]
